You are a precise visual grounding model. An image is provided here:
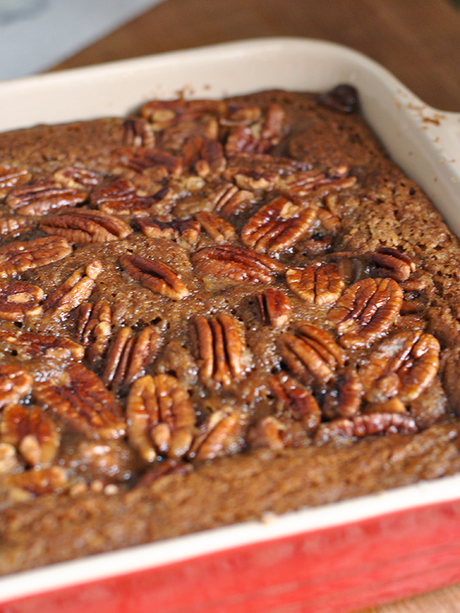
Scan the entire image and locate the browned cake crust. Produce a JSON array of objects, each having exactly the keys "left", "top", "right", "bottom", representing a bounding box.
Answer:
[{"left": 1, "top": 88, "right": 460, "bottom": 576}]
